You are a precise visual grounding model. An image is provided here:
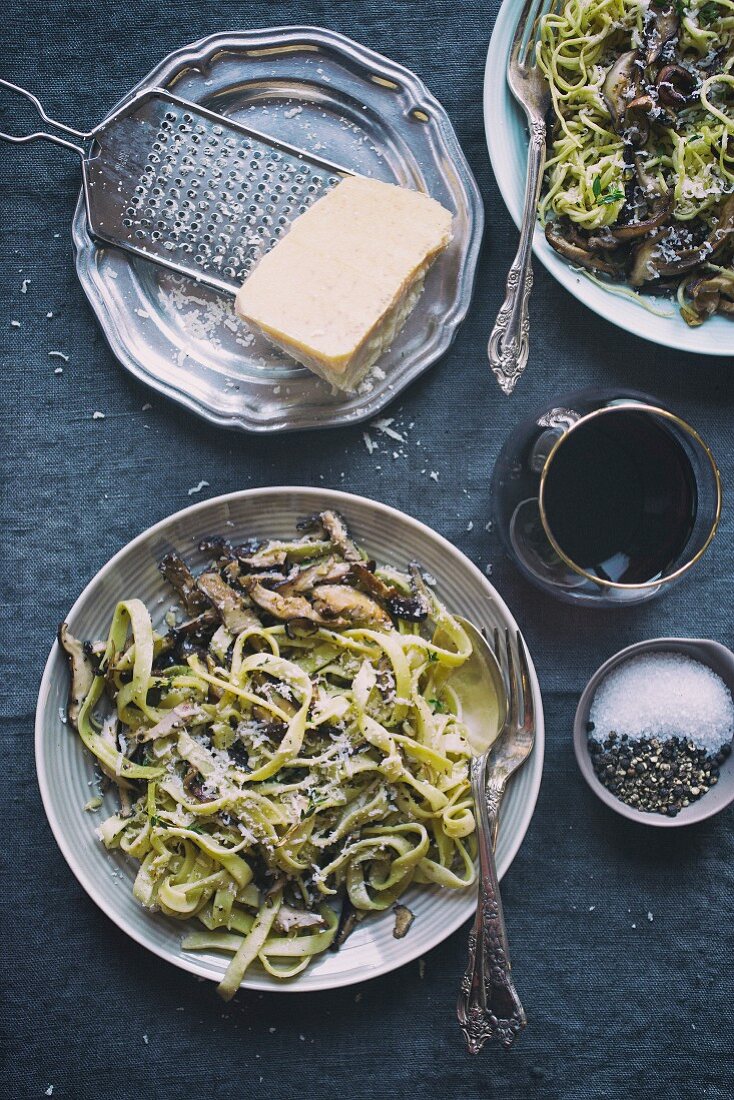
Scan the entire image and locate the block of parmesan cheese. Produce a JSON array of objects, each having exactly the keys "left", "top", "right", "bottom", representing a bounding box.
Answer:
[{"left": 235, "top": 176, "right": 453, "bottom": 391}]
